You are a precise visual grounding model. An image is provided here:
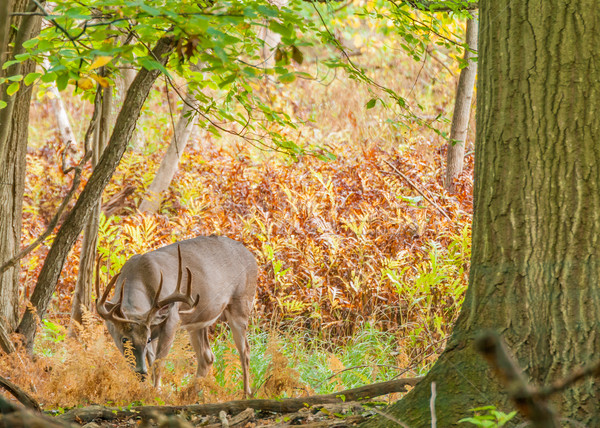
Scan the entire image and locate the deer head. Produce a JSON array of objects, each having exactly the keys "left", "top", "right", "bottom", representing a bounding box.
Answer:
[{"left": 96, "top": 245, "right": 199, "bottom": 379}]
